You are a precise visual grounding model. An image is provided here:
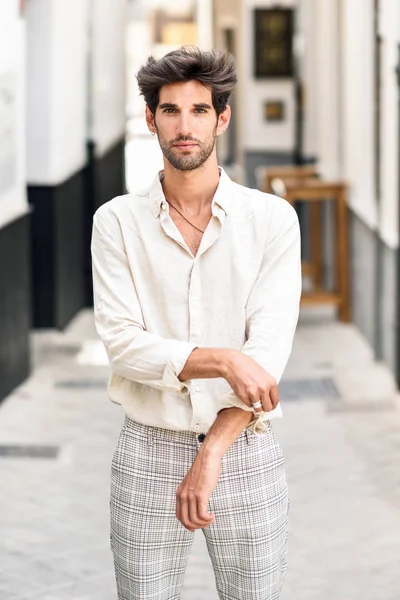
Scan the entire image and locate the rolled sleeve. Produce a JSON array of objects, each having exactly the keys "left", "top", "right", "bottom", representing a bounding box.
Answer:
[
  {"left": 218, "top": 388, "right": 282, "bottom": 434},
  {"left": 162, "top": 341, "right": 199, "bottom": 393}
]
